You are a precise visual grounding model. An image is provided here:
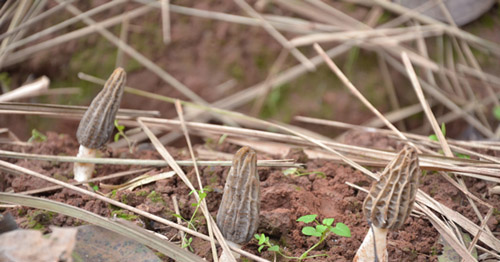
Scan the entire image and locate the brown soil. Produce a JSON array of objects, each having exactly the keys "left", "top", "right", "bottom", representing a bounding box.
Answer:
[{"left": 2, "top": 132, "right": 499, "bottom": 261}]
